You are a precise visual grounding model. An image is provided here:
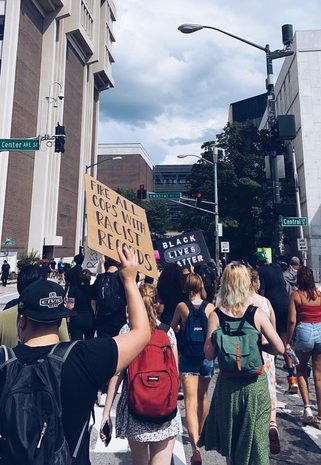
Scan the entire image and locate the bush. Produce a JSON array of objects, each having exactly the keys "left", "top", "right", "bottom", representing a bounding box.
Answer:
[{"left": 17, "top": 250, "right": 40, "bottom": 270}]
